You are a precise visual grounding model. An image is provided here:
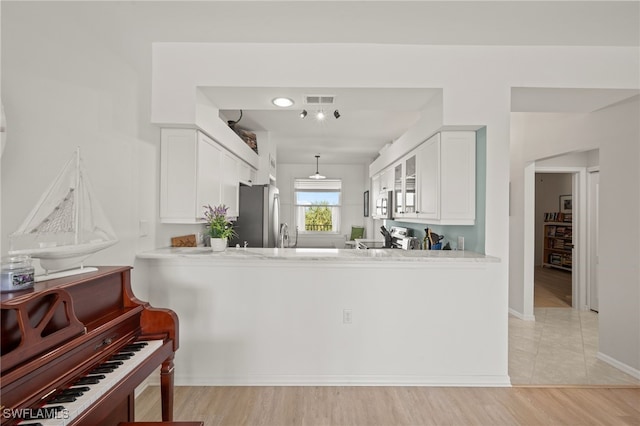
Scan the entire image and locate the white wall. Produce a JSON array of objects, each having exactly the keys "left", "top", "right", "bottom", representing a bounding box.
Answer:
[
  {"left": 138, "top": 256, "right": 508, "bottom": 386},
  {"left": 1, "top": 2, "right": 160, "bottom": 273},
  {"left": 510, "top": 98, "right": 640, "bottom": 374},
  {"left": 276, "top": 163, "right": 372, "bottom": 248},
  {"left": 534, "top": 173, "right": 572, "bottom": 266}
]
